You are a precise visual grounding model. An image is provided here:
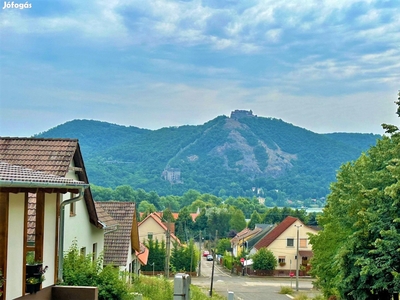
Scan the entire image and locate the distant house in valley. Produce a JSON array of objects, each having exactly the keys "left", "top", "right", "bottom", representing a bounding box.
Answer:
[
  {"left": 0, "top": 137, "right": 111, "bottom": 299},
  {"left": 232, "top": 224, "right": 276, "bottom": 258},
  {"left": 95, "top": 201, "right": 145, "bottom": 277},
  {"left": 138, "top": 212, "right": 180, "bottom": 245},
  {"left": 250, "top": 216, "right": 318, "bottom": 276}
]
